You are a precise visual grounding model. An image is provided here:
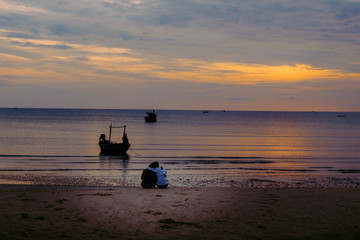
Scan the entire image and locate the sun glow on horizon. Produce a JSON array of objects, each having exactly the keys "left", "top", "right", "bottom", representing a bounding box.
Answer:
[{"left": 152, "top": 60, "right": 359, "bottom": 85}]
